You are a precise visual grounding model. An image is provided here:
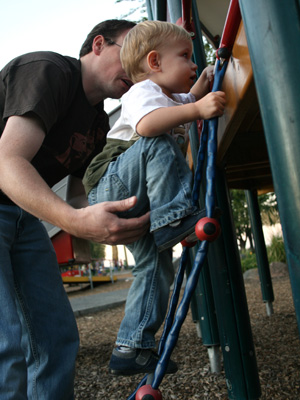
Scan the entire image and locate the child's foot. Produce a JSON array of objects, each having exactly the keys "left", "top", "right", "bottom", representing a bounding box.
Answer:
[
  {"left": 153, "top": 209, "right": 206, "bottom": 252},
  {"left": 108, "top": 347, "right": 178, "bottom": 376}
]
